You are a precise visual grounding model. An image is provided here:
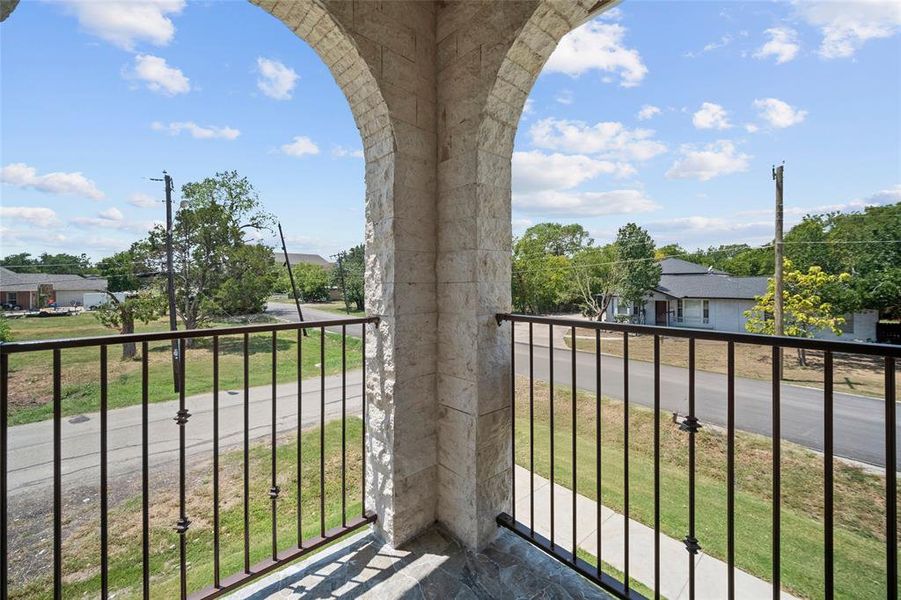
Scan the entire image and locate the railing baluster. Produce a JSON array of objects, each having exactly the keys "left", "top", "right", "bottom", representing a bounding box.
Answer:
[
  {"left": 772, "top": 346, "right": 781, "bottom": 600},
  {"left": 243, "top": 333, "right": 250, "bottom": 574},
  {"left": 886, "top": 356, "right": 897, "bottom": 600},
  {"left": 595, "top": 328, "right": 601, "bottom": 579},
  {"left": 271, "top": 332, "right": 279, "bottom": 561},
  {"left": 176, "top": 339, "right": 188, "bottom": 600},
  {"left": 727, "top": 341, "right": 735, "bottom": 599},
  {"left": 511, "top": 321, "right": 516, "bottom": 525},
  {"left": 212, "top": 337, "right": 219, "bottom": 590},
  {"left": 361, "top": 322, "right": 366, "bottom": 519},
  {"left": 100, "top": 344, "right": 109, "bottom": 599},
  {"left": 53, "top": 349, "right": 62, "bottom": 600},
  {"left": 571, "top": 325, "right": 577, "bottom": 560},
  {"left": 298, "top": 328, "right": 304, "bottom": 545},
  {"left": 0, "top": 353, "right": 7, "bottom": 600},
  {"left": 824, "top": 350, "right": 834, "bottom": 599},
  {"left": 653, "top": 335, "right": 660, "bottom": 599},
  {"left": 142, "top": 343, "right": 150, "bottom": 599},
  {"left": 623, "top": 332, "right": 630, "bottom": 591},
  {"left": 549, "top": 323, "right": 555, "bottom": 548},
  {"left": 687, "top": 338, "right": 698, "bottom": 600},
  {"left": 320, "top": 326, "right": 326, "bottom": 537},
  {"left": 341, "top": 325, "right": 347, "bottom": 527},
  {"left": 529, "top": 322, "right": 535, "bottom": 537}
]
